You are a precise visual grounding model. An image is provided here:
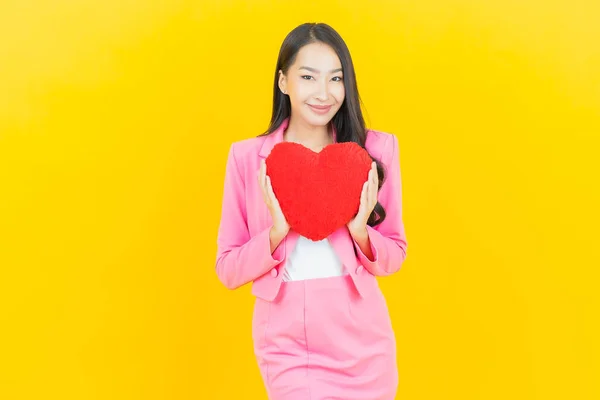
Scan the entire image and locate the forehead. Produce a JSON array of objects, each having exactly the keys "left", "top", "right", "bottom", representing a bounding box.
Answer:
[{"left": 292, "top": 42, "right": 341, "bottom": 70}]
